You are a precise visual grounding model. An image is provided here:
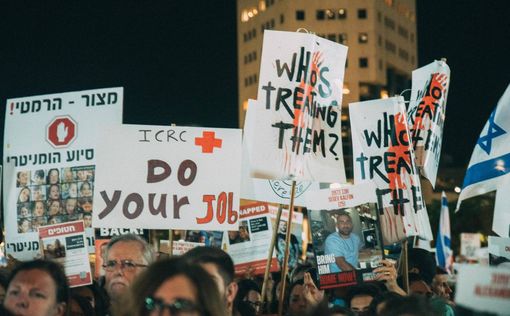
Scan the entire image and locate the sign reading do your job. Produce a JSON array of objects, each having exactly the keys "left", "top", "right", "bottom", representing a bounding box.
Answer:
[{"left": 92, "top": 125, "right": 242, "bottom": 231}]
